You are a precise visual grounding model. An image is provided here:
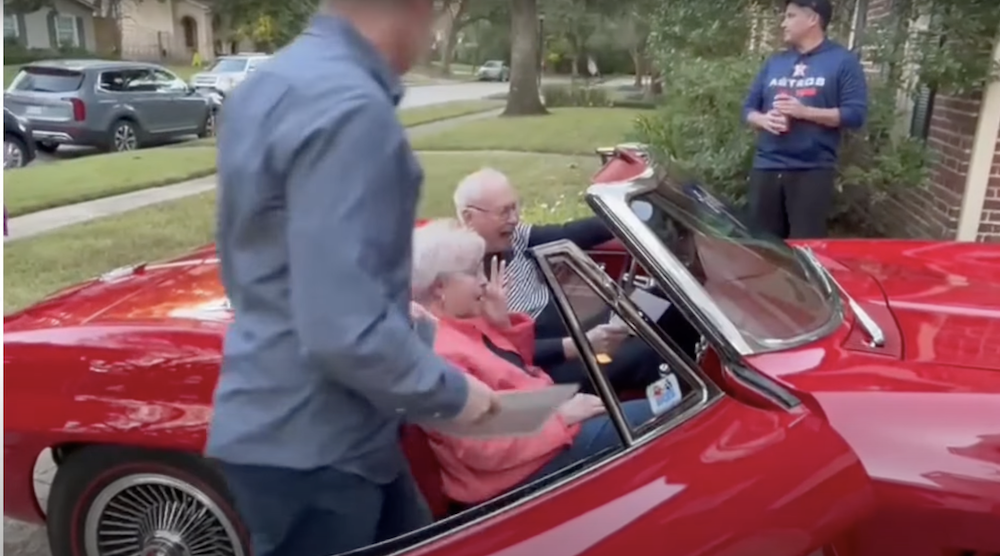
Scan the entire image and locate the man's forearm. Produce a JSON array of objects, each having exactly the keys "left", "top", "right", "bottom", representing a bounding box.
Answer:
[
  {"left": 561, "top": 337, "right": 578, "bottom": 360},
  {"left": 801, "top": 107, "right": 842, "bottom": 128},
  {"left": 745, "top": 110, "right": 767, "bottom": 131}
]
